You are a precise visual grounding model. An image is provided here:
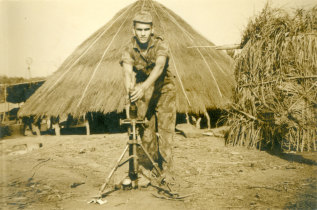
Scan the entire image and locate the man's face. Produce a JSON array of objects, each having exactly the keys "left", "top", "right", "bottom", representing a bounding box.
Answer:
[{"left": 134, "top": 22, "right": 153, "bottom": 44}]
